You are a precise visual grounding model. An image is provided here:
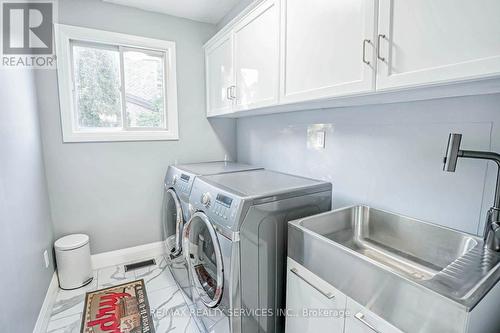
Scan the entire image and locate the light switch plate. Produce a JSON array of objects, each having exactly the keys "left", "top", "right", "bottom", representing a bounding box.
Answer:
[
  {"left": 315, "top": 131, "right": 325, "bottom": 148},
  {"left": 307, "top": 124, "right": 331, "bottom": 150}
]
